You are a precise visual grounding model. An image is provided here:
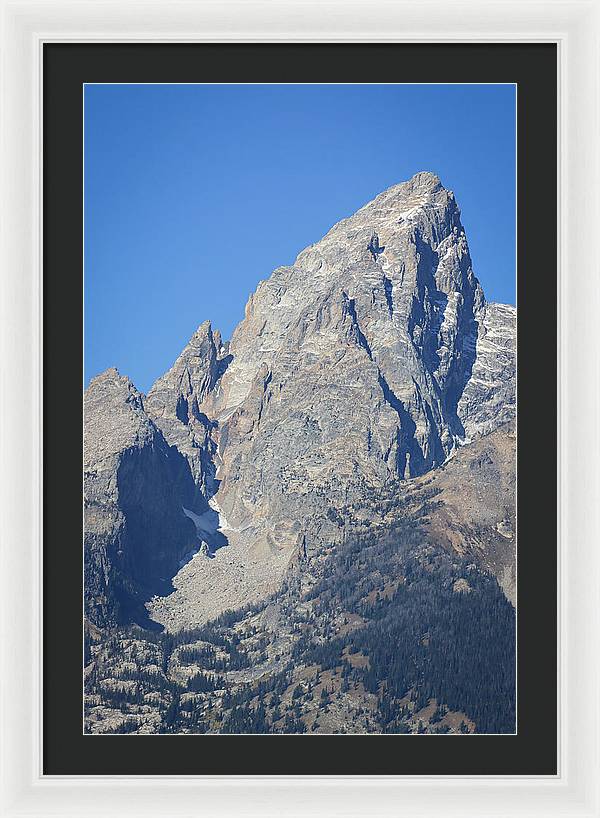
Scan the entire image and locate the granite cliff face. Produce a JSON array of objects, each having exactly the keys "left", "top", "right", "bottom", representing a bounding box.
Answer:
[
  {"left": 84, "top": 172, "right": 516, "bottom": 632},
  {"left": 457, "top": 302, "right": 515, "bottom": 439}
]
